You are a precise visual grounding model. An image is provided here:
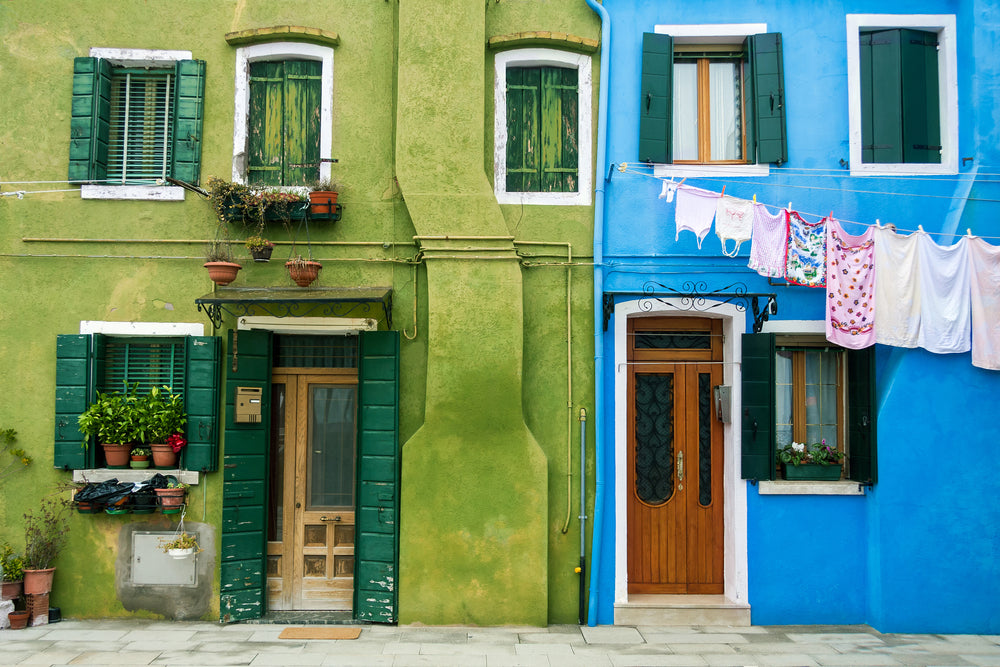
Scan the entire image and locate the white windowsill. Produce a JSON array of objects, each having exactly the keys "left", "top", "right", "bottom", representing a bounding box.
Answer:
[
  {"left": 758, "top": 480, "right": 866, "bottom": 496},
  {"left": 81, "top": 185, "right": 186, "bottom": 201},
  {"left": 653, "top": 163, "right": 771, "bottom": 179},
  {"left": 72, "top": 469, "right": 200, "bottom": 485}
]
